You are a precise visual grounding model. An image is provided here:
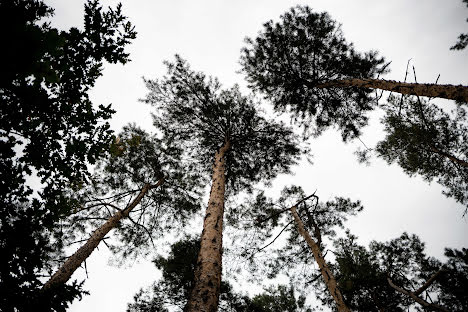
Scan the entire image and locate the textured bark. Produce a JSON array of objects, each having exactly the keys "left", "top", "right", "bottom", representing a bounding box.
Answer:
[
  {"left": 315, "top": 78, "right": 468, "bottom": 102},
  {"left": 42, "top": 179, "right": 164, "bottom": 290},
  {"left": 185, "top": 141, "right": 230, "bottom": 312},
  {"left": 291, "top": 206, "right": 351, "bottom": 312}
]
